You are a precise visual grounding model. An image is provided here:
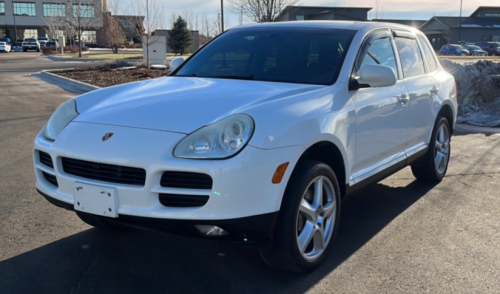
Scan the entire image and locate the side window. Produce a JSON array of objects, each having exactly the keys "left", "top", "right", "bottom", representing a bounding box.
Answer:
[
  {"left": 417, "top": 35, "right": 438, "bottom": 72},
  {"left": 359, "top": 37, "right": 398, "bottom": 78},
  {"left": 395, "top": 37, "right": 425, "bottom": 78}
]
